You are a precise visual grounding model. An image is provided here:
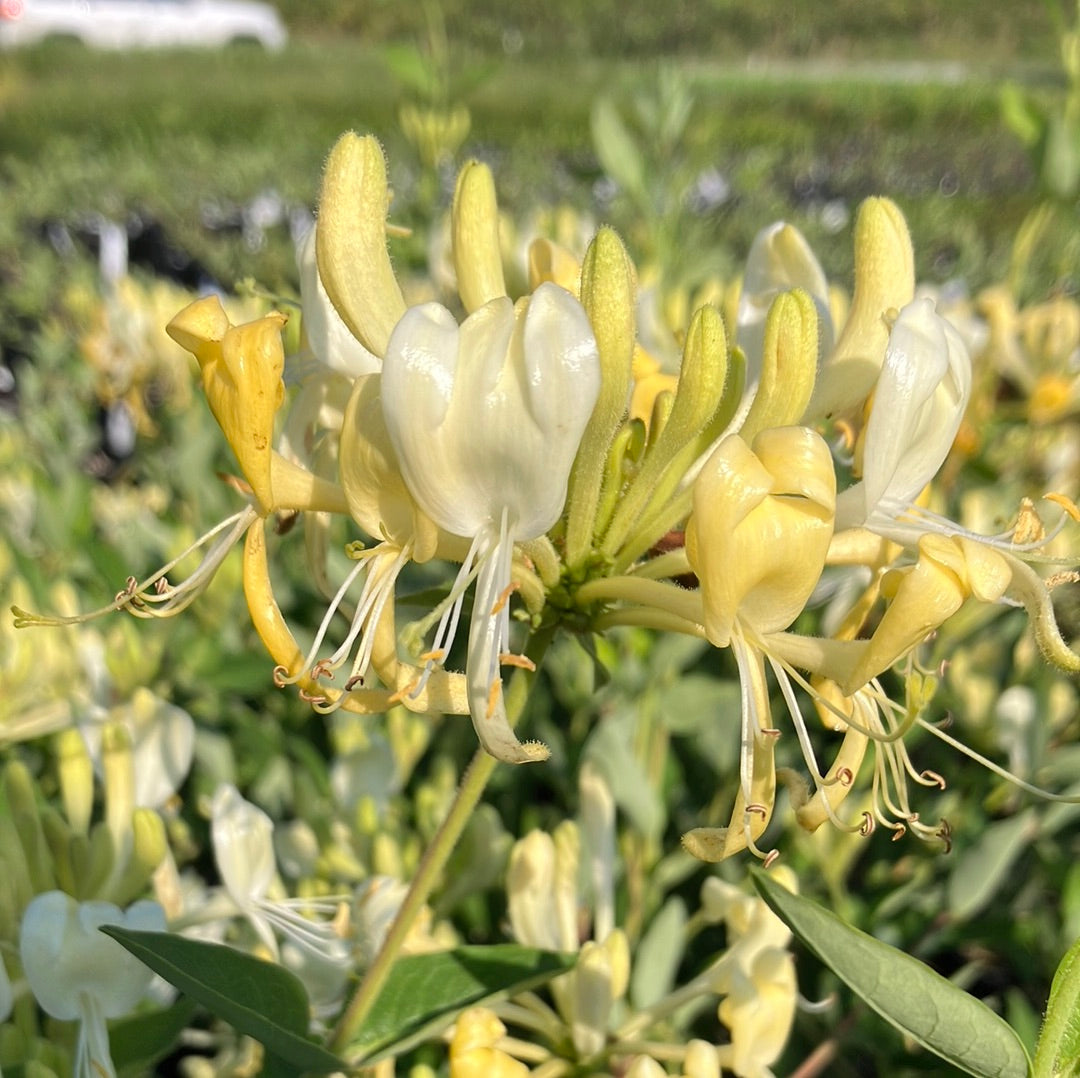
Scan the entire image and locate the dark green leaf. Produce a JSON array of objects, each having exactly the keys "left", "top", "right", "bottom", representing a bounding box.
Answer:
[
  {"left": 346, "top": 945, "right": 577, "bottom": 1064},
  {"left": 1034, "top": 934, "right": 1080, "bottom": 1078},
  {"left": 101, "top": 927, "right": 346, "bottom": 1074},
  {"left": 751, "top": 868, "right": 1031, "bottom": 1078}
]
